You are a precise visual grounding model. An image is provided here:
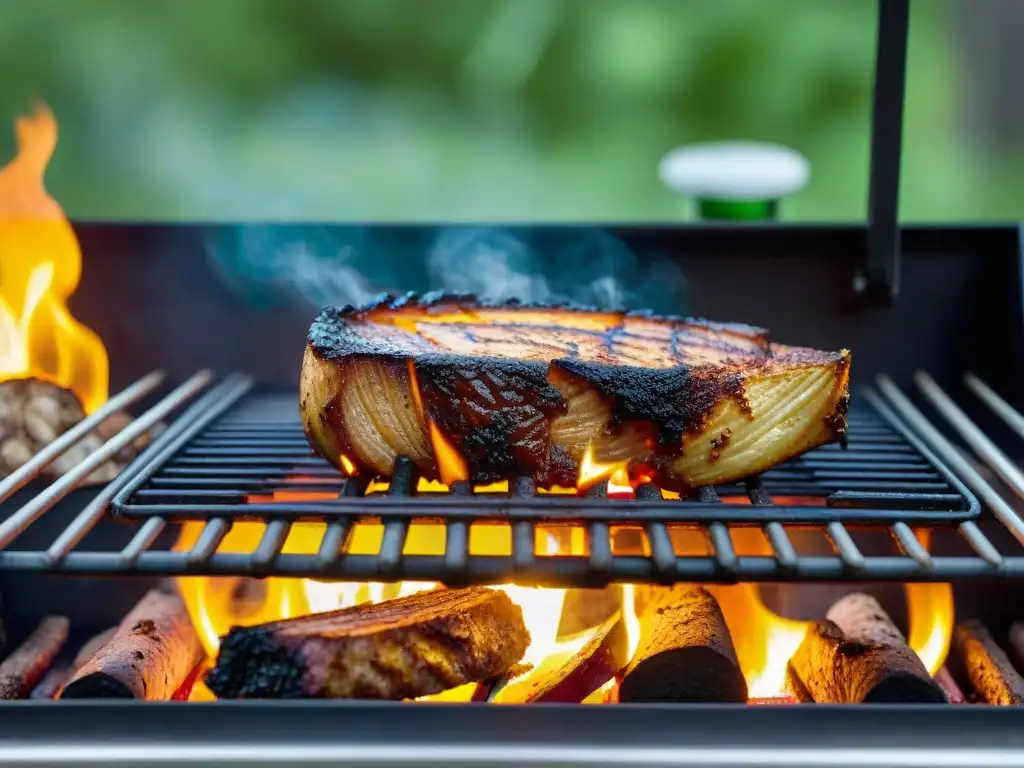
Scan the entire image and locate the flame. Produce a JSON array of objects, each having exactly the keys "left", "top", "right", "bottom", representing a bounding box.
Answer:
[
  {"left": 689, "top": 527, "right": 953, "bottom": 696},
  {"left": 0, "top": 105, "right": 107, "bottom": 412},
  {"left": 174, "top": 518, "right": 624, "bottom": 702},
  {"left": 577, "top": 444, "right": 631, "bottom": 491},
  {"left": 179, "top": 466, "right": 953, "bottom": 702}
]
